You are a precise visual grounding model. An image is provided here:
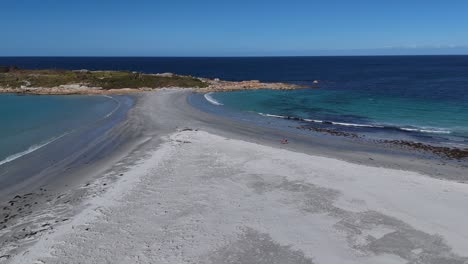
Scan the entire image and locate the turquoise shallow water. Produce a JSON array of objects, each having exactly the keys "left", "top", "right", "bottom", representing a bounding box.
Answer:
[
  {"left": 0, "top": 94, "right": 118, "bottom": 164},
  {"left": 207, "top": 89, "right": 468, "bottom": 146}
]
